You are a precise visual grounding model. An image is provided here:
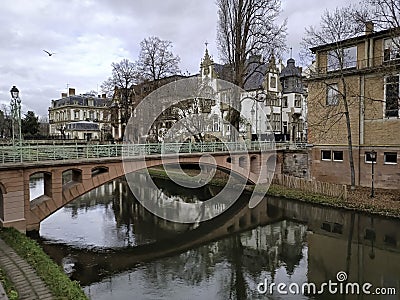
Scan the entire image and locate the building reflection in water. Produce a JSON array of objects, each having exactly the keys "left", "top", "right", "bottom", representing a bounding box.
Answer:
[{"left": 37, "top": 172, "right": 400, "bottom": 300}]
